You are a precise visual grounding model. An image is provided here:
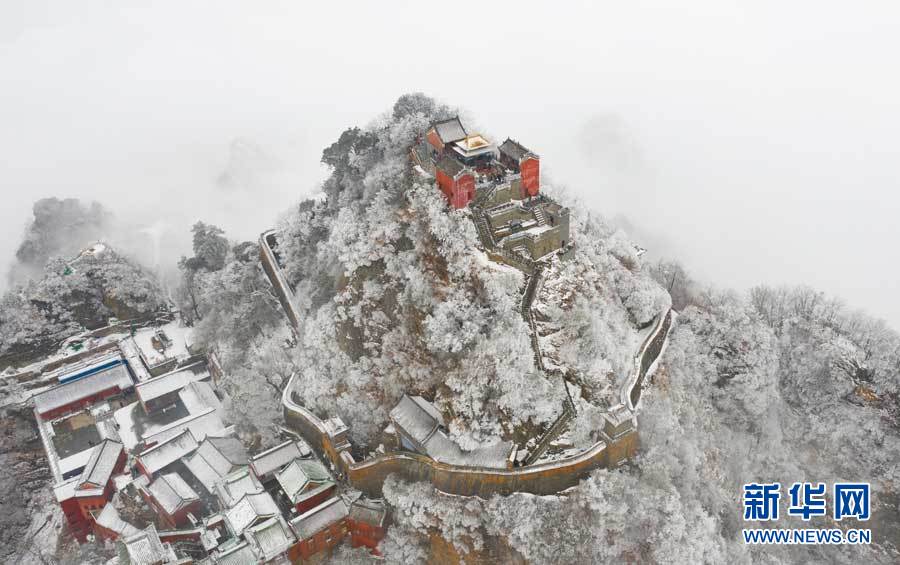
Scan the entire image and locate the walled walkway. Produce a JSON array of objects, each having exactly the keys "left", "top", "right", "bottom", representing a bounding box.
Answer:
[{"left": 261, "top": 220, "right": 674, "bottom": 497}]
